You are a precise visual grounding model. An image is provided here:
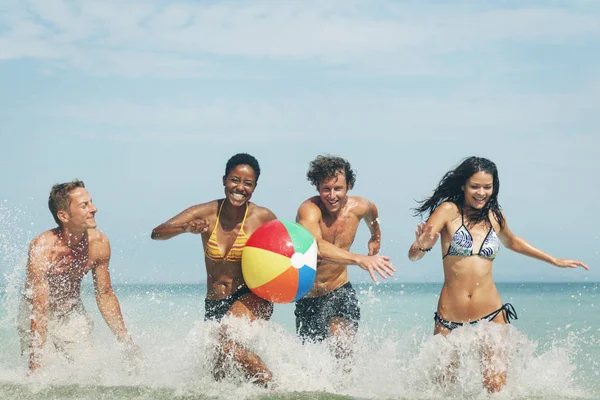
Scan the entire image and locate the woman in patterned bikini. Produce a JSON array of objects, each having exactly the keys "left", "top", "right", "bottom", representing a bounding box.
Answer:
[
  {"left": 151, "top": 153, "right": 277, "bottom": 386},
  {"left": 407, "top": 156, "right": 587, "bottom": 393}
]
